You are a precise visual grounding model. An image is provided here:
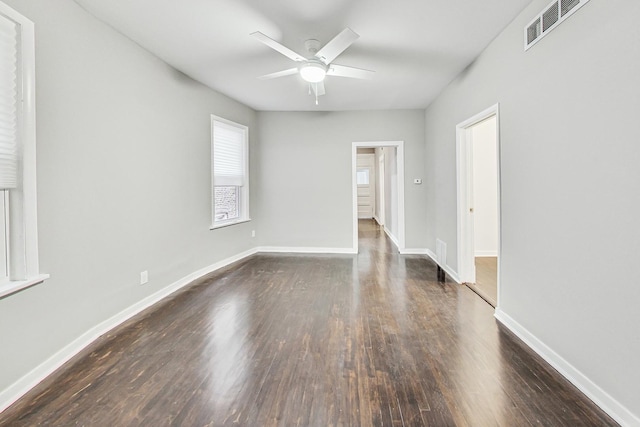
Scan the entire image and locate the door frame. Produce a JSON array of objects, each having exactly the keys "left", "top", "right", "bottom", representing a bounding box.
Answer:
[
  {"left": 456, "top": 104, "right": 502, "bottom": 306},
  {"left": 352, "top": 141, "right": 405, "bottom": 253}
]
